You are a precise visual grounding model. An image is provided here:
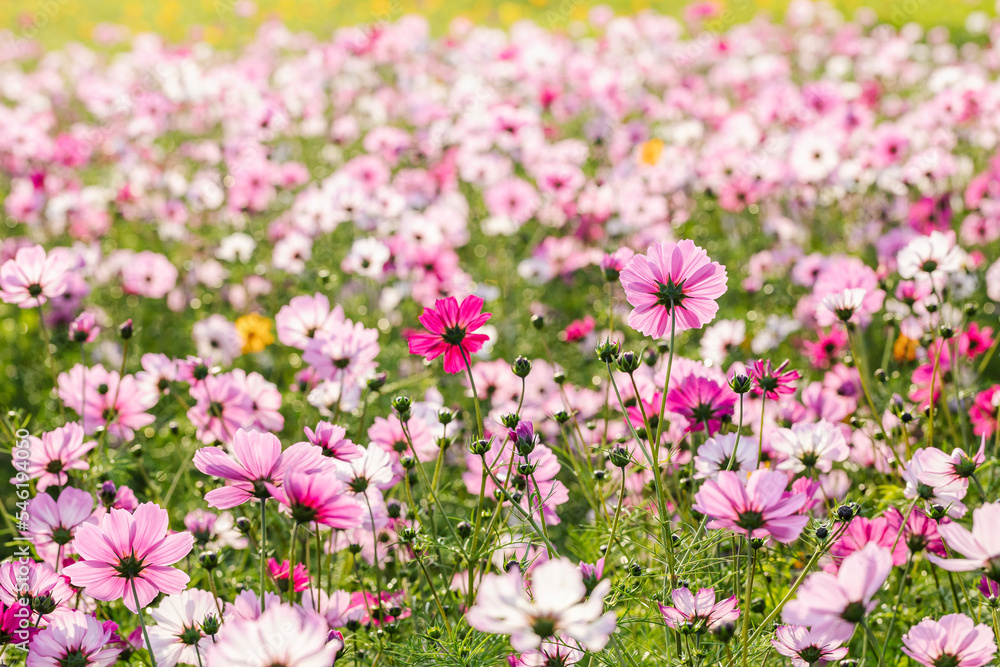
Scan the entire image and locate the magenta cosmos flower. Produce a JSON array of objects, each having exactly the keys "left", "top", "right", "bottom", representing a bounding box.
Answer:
[
  {"left": 618, "top": 240, "right": 728, "bottom": 337},
  {"left": 902, "top": 614, "right": 997, "bottom": 667},
  {"left": 658, "top": 587, "right": 739, "bottom": 632},
  {"left": 0, "top": 244, "right": 74, "bottom": 309},
  {"left": 692, "top": 469, "right": 809, "bottom": 543},
  {"left": 782, "top": 543, "right": 893, "bottom": 641},
  {"left": 664, "top": 374, "right": 736, "bottom": 436},
  {"left": 408, "top": 294, "right": 491, "bottom": 374},
  {"left": 63, "top": 503, "right": 194, "bottom": 613},
  {"left": 193, "top": 428, "right": 324, "bottom": 509},
  {"left": 749, "top": 359, "right": 800, "bottom": 400}
]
